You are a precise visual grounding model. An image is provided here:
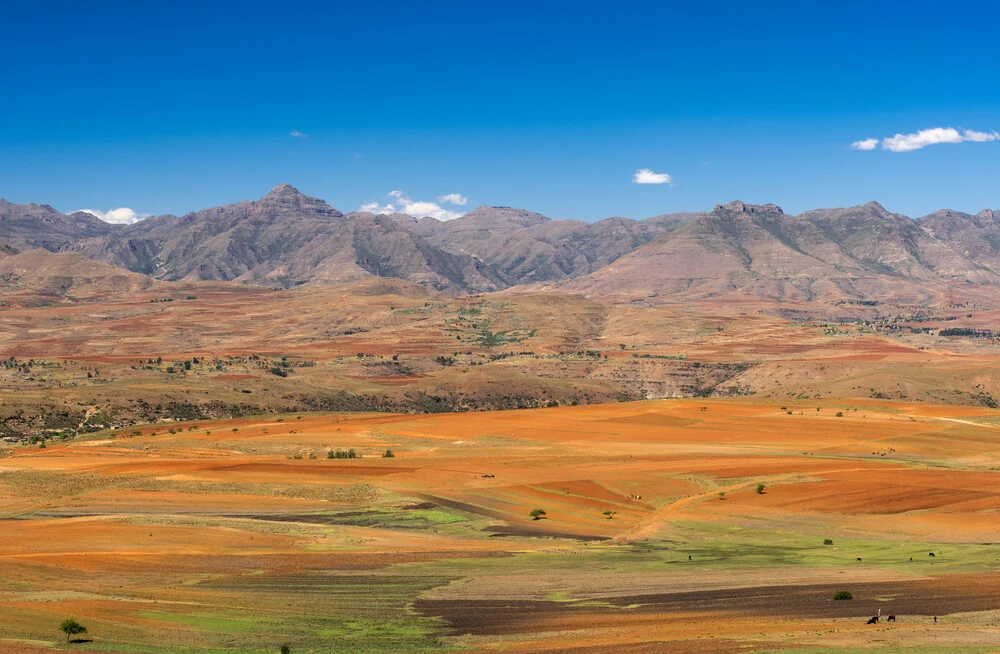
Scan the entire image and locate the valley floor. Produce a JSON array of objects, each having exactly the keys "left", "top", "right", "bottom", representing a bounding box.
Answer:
[{"left": 2, "top": 399, "right": 1000, "bottom": 652}]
